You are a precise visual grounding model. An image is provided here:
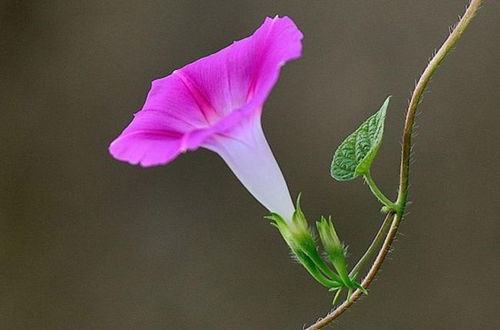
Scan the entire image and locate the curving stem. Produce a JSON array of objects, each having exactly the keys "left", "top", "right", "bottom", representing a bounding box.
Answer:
[{"left": 306, "top": 0, "right": 483, "bottom": 328}]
